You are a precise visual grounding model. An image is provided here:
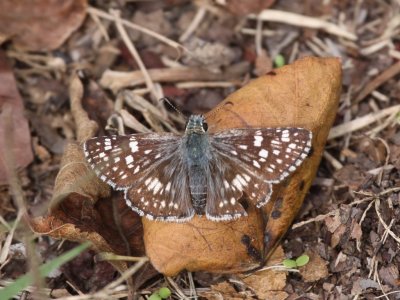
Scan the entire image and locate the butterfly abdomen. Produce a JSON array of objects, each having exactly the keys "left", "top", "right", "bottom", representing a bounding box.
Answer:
[{"left": 189, "top": 165, "right": 207, "bottom": 215}]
